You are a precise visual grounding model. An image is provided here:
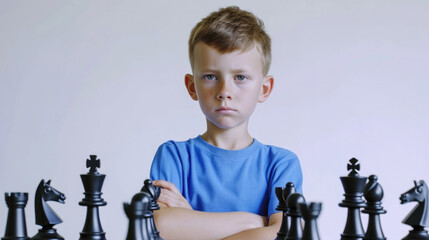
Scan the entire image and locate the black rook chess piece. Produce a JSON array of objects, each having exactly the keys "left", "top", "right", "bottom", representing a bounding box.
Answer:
[
  {"left": 400, "top": 180, "right": 429, "bottom": 240},
  {"left": 2, "top": 192, "right": 30, "bottom": 240},
  {"left": 79, "top": 155, "right": 107, "bottom": 240},
  {"left": 300, "top": 202, "right": 322, "bottom": 240},
  {"left": 339, "top": 158, "right": 368, "bottom": 240},
  {"left": 285, "top": 192, "right": 305, "bottom": 240},
  {"left": 31, "top": 180, "right": 66, "bottom": 240},
  {"left": 275, "top": 182, "right": 296, "bottom": 240},
  {"left": 362, "top": 175, "right": 386, "bottom": 240}
]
